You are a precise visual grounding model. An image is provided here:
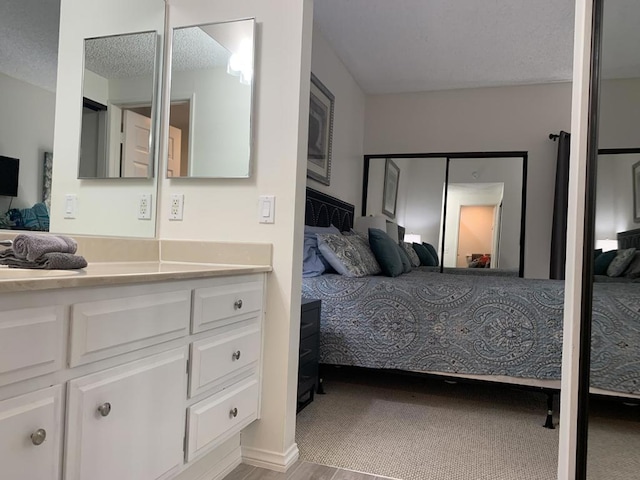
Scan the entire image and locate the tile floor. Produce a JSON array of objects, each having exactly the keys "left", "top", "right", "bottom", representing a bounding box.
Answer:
[{"left": 224, "top": 461, "right": 396, "bottom": 480}]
